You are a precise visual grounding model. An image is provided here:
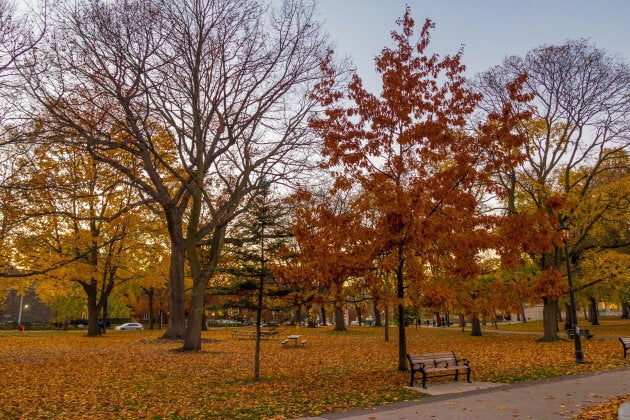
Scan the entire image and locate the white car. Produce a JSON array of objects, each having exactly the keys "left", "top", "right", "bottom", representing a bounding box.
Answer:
[{"left": 114, "top": 323, "right": 143, "bottom": 330}]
